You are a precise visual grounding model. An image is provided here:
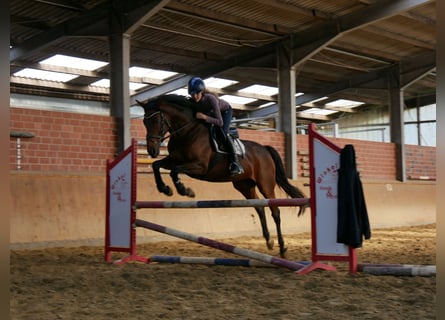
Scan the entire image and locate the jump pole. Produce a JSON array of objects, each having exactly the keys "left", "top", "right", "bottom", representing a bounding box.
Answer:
[
  {"left": 357, "top": 263, "right": 436, "bottom": 277},
  {"left": 134, "top": 198, "right": 309, "bottom": 209},
  {"left": 135, "top": 218, "right": 306, "bottom": 272},
  {"left": 149, "top": 256, "right": 280, "bottom": 268}
]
